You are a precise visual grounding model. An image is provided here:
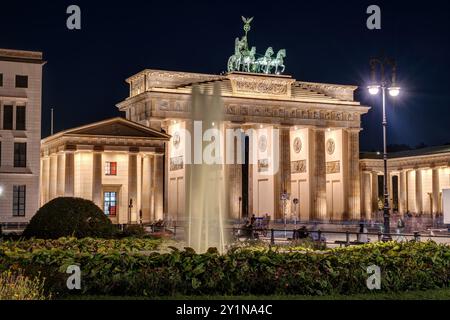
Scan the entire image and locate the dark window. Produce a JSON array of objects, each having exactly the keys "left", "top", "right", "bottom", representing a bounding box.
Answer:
[
  {"left": 104, "top": 192, "right": 117, "bottom": 216},
  {"left": 3, "top": 105, "right": 13, "bottom": 130},
  {"left": 15, "top": 75, "right": 28, "bottom": 88},
  {"left": 0, "top": 74, "right": 3, "bottom": 86},
  {"left": 0, "top": 142, "right": 2, "bottom": 167},
  {"left": 105, "top": 162, "right": 117, "bottom": 176},
  {"left": 13, "top": 185, "right": 26, "bottom": 217},
  {"left": 14, "top": 143, "right": 27, "bottom": 167},
  {"left": 16, "top": 106, "right": 26, "bottom": 130}
]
